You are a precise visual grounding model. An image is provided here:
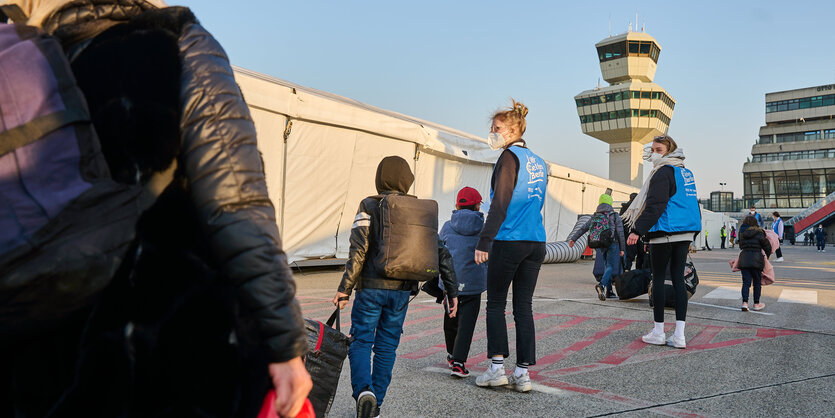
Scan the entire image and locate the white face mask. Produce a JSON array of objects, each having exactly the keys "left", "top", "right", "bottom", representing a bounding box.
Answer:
[
  {"left": 646, "top": 152, "right": 663, "bottom": 164},
  {"left": 750, "top": 211, "right": 756, "bottom": 215},
  {"left": 487, "top": 132, "right": 507, "bottom": 150}
]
